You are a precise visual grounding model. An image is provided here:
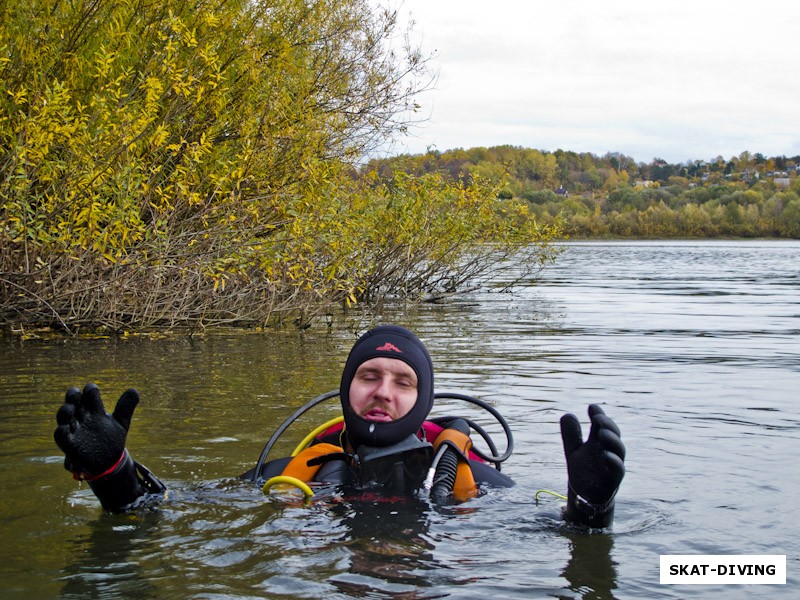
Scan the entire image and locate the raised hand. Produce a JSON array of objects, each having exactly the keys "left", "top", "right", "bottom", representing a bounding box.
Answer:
[
  {"left": 54, "top": 383, "right": 139, "bottom": 478},
  {"left": 560, "top": 404, "right": 625, "bottom": 526}
]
